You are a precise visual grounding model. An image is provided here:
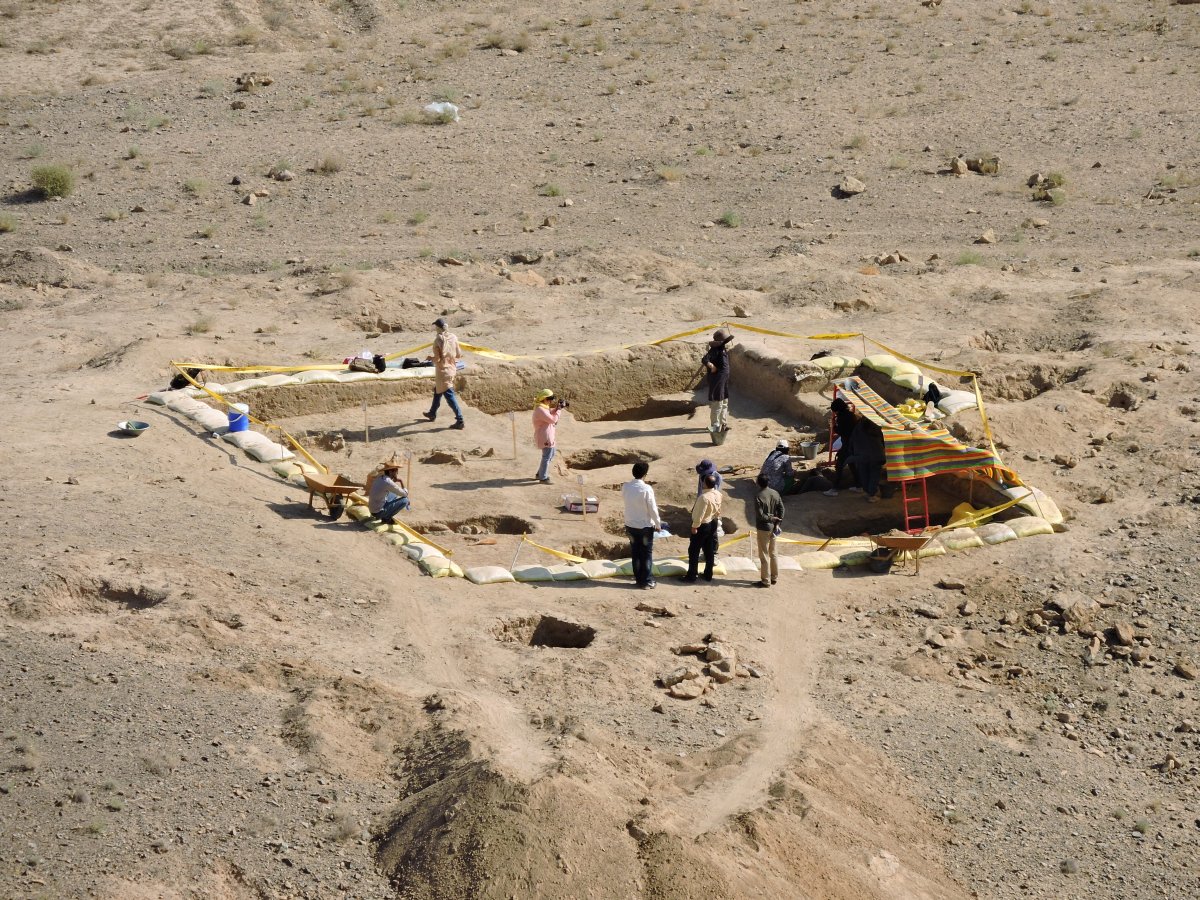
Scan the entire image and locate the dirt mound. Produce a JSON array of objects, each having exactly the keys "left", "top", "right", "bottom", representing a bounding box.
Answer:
[
  {"left": 0, "top": 247, "right": 104, "bottom": 289},
  {"left": 375, "top": 734, "right": 638, "bottom": 899}
]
